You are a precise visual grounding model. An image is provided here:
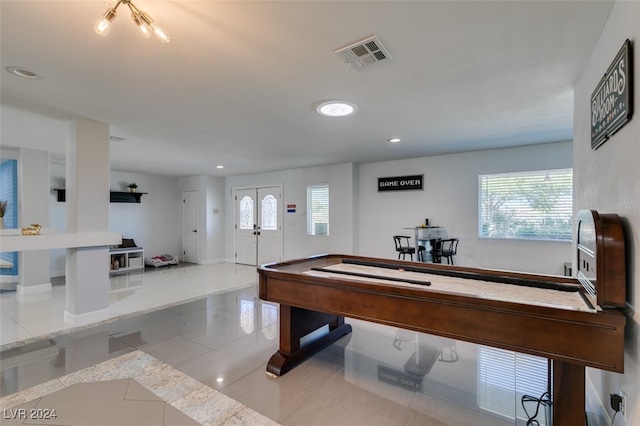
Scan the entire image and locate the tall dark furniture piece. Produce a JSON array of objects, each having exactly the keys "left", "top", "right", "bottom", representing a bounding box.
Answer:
[{"left": 431, "top": 238, "right": 459, "bottom": 265}]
